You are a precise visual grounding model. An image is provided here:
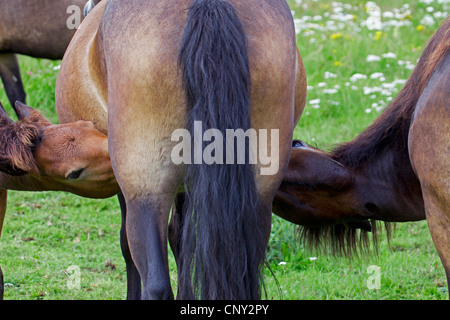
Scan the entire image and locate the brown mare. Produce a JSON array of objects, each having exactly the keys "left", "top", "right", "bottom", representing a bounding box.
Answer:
[
  {"left": 273, "top": 17, "right": 450, "bottom": 294},
  {"left": 0, "top": 0, "right": 88, "bottom": 108},
  {"left": 55, "top": 0, "right": 306, "bottom": 299}
]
